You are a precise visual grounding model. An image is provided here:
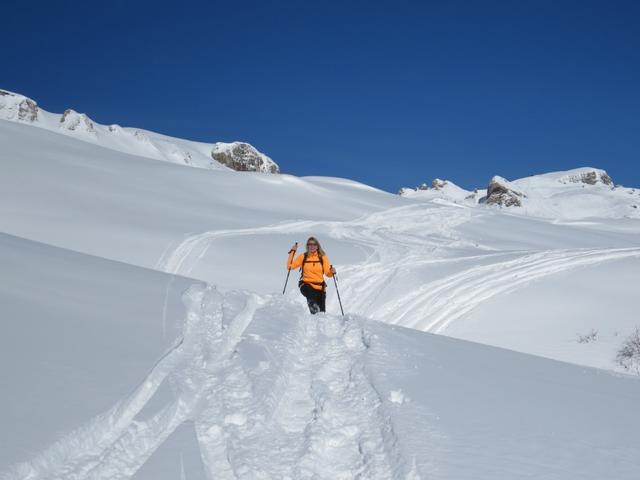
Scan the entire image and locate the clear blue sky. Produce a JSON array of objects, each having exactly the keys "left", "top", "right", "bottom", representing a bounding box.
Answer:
[{"left": 3, "top": 0, "right": 639, "bottom": 191}]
